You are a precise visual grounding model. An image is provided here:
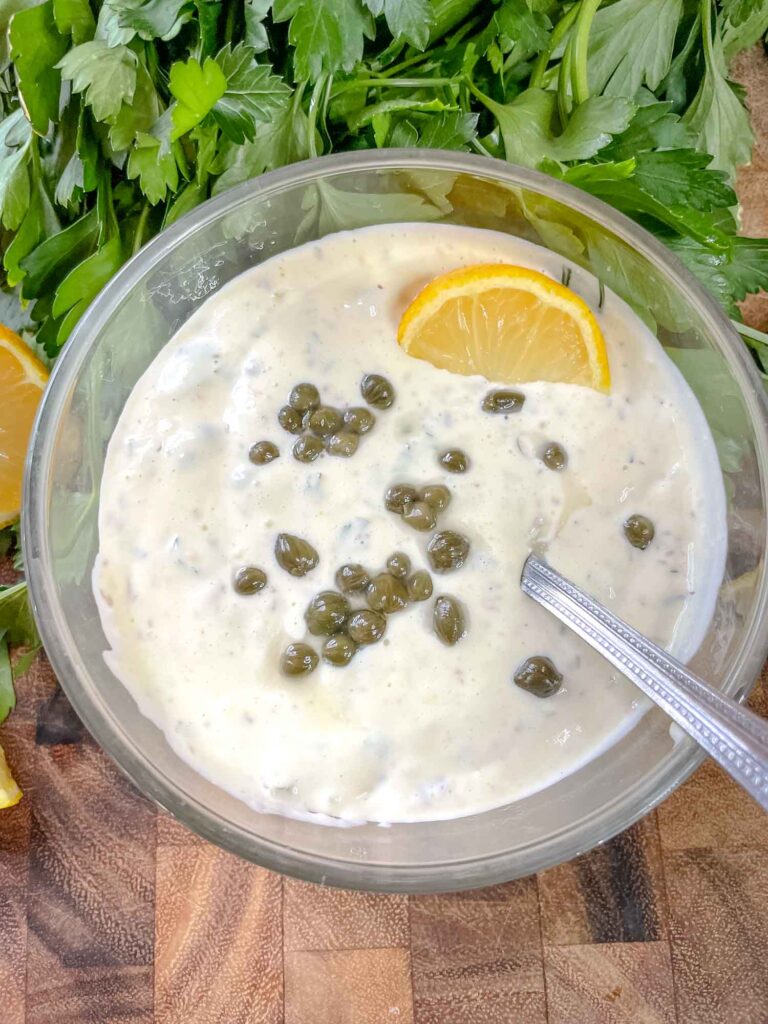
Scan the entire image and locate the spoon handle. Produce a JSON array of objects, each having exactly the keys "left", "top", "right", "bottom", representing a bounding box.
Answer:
[{"left": 521, "top": 553, "right": 768, "bottom": 811}]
